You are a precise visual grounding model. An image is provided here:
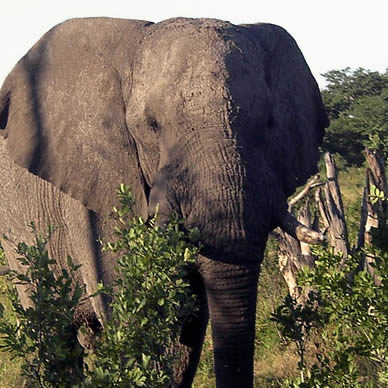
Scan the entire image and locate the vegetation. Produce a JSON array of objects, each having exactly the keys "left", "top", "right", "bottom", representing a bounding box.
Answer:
[
  {"left": 322, "top": 68, "right": 388, "bottom": 166},
  {"left": 266, "top": 68, "right": 388, "bottom": 387},
  {"left": 0, "top": 186, "right": 200, "bottom": 387},
  {"left": 272, "top": 245, "right": 388, "bottom": 387},
  {"left": 86, "top": 185, "right": 200, "bottom": 387},
  {"left": 0, "top": 225, "right": 87, "bottom": 387},
  {"left": 0, "top": 68, "right": 387, "bottom": 387},
  {"left": 0, "top": 248, "right": 23, "bottom": 388}
]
